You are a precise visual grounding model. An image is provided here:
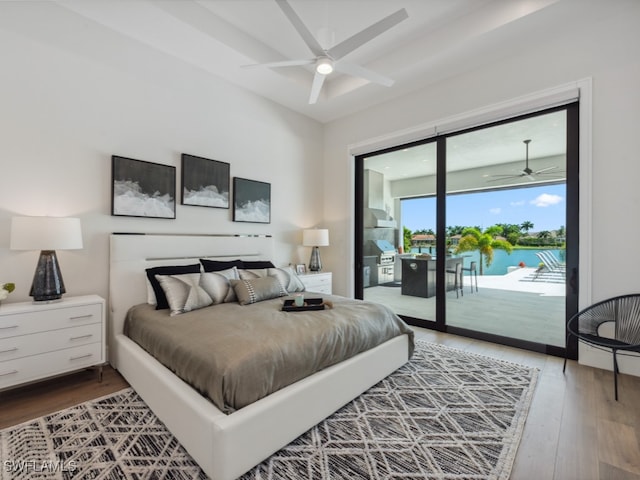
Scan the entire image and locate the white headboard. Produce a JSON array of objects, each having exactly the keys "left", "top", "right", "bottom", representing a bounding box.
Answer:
[{"left": 108, "top": 233, "right": 274, "bottom": 360}]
